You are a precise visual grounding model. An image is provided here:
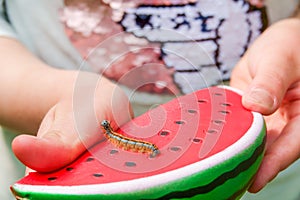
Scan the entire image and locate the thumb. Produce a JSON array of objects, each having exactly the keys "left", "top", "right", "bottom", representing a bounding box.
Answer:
[
  {"left": 241, "top": 20, "right": 300, "bottom": 115},
  {"left": 12, "top": 75, "right": 133, "bottom": 172},
  {"left": 241, "top": 70, "right": 286, "bottom": 115},
  {"left": 12, "top": 102, "right": 100, "bottom": 172}
]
